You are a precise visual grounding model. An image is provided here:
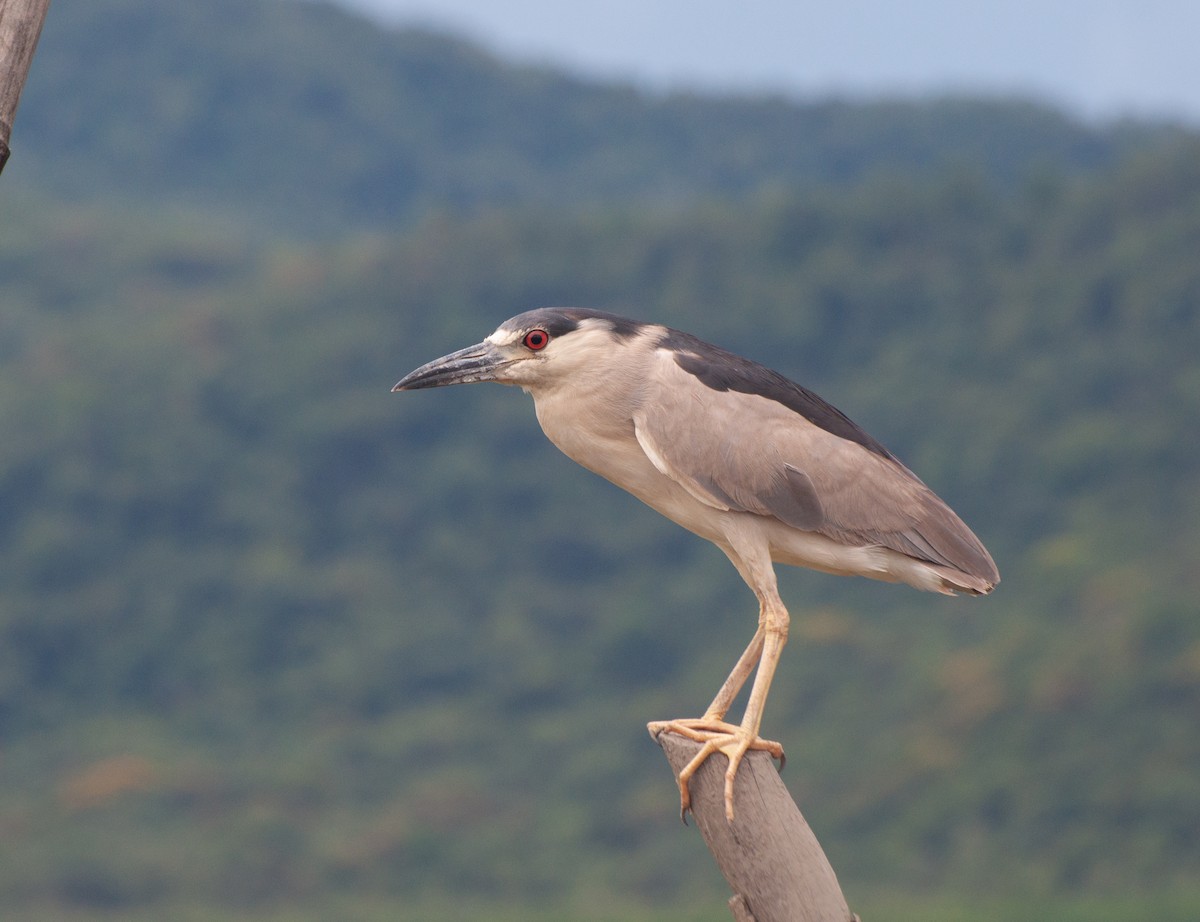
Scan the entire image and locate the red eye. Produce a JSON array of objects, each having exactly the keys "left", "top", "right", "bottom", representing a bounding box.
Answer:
[{"left": 523, "top": 329, "right": 550, "bottom": 351}]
